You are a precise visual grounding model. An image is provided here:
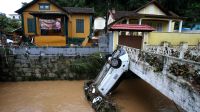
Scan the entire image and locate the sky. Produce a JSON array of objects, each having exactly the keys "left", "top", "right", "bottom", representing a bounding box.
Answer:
[{"left": 0, "top": 0, "right": 32, "bottom": 15}]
